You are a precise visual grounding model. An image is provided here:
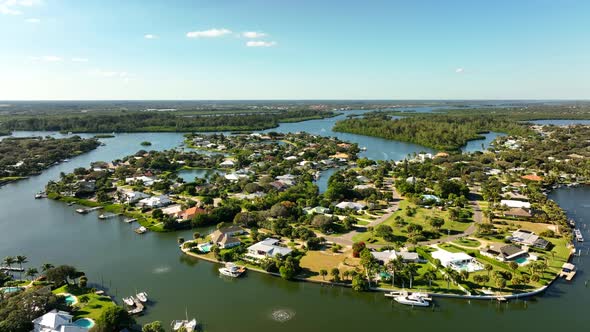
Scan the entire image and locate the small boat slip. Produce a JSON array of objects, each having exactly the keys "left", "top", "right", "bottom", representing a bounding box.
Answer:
[{"left": 559, "top": 263, "right": 577, "bottom": 281}]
